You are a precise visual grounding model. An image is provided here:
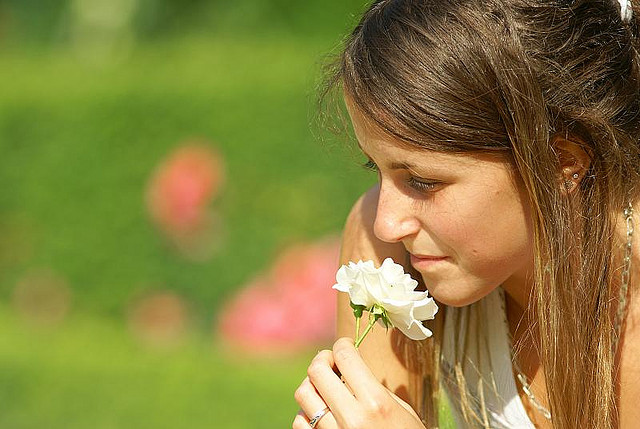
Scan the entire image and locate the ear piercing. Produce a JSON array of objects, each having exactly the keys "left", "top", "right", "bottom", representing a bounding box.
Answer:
[{"left": 564, "top": 173, "right": 581, "bottom": 190}]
